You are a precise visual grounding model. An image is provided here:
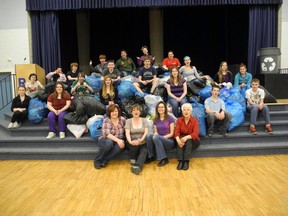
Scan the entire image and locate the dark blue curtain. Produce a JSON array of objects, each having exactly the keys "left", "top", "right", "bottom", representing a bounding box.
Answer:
[
  {"left": 248, "top": 5, "right": 278, "bottom": 75},
  {"left": 30, "top": 11, "right": 61, "bottom": 73},
  {"left": 26, "top": 0, "right": 282, "bottom": 11}
]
